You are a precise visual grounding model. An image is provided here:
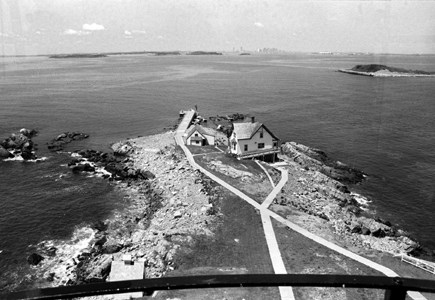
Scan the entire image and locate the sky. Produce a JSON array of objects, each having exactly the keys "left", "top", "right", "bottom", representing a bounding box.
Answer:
[{"left": 1, "top": 0, "right": 435, "bottom": 55}]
